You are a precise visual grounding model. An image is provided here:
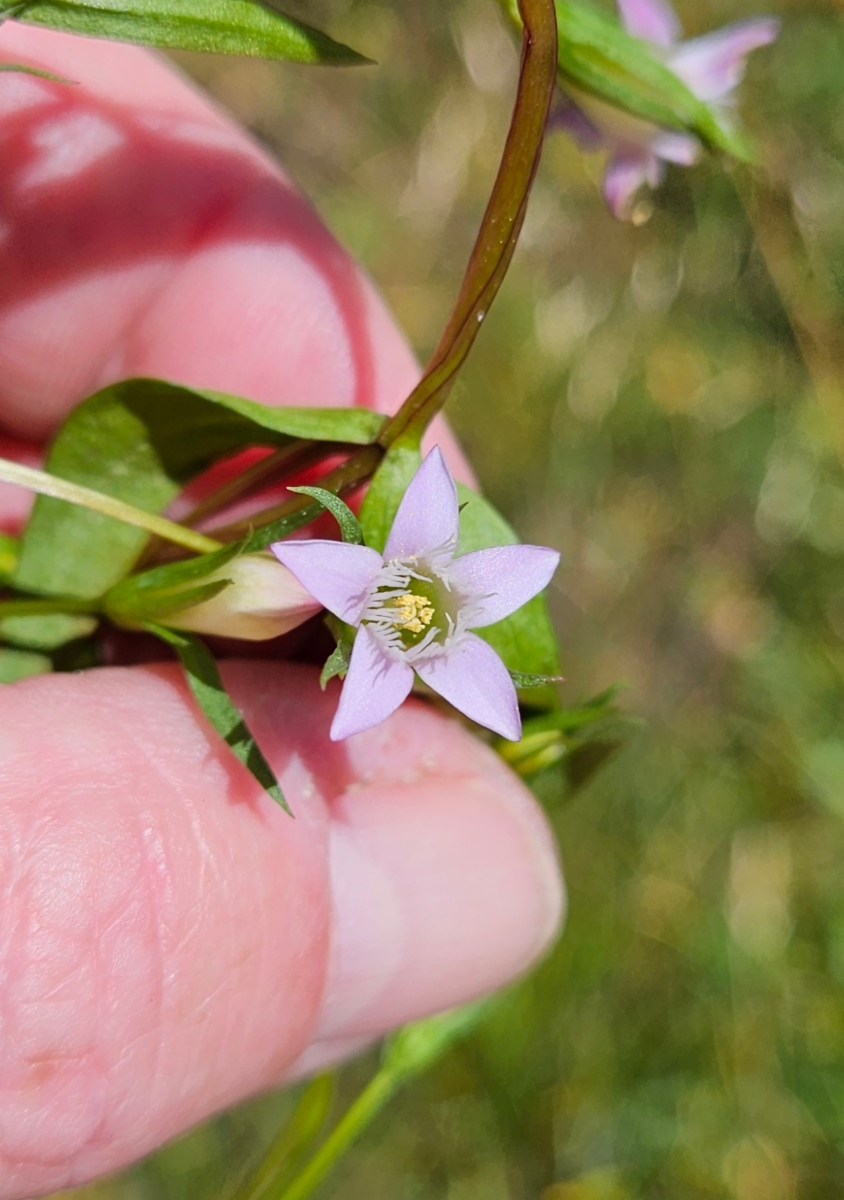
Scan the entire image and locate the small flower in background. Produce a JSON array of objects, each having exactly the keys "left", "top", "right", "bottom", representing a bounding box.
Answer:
[
  {"left": 553, "top": 0, "right": 779, "bottom": 219},
  {"left": 168, "top": 553, "right": 322, "bottom": 640},
  {"left": 272, "top": 448, "right": 560, "bottom": 741}
]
